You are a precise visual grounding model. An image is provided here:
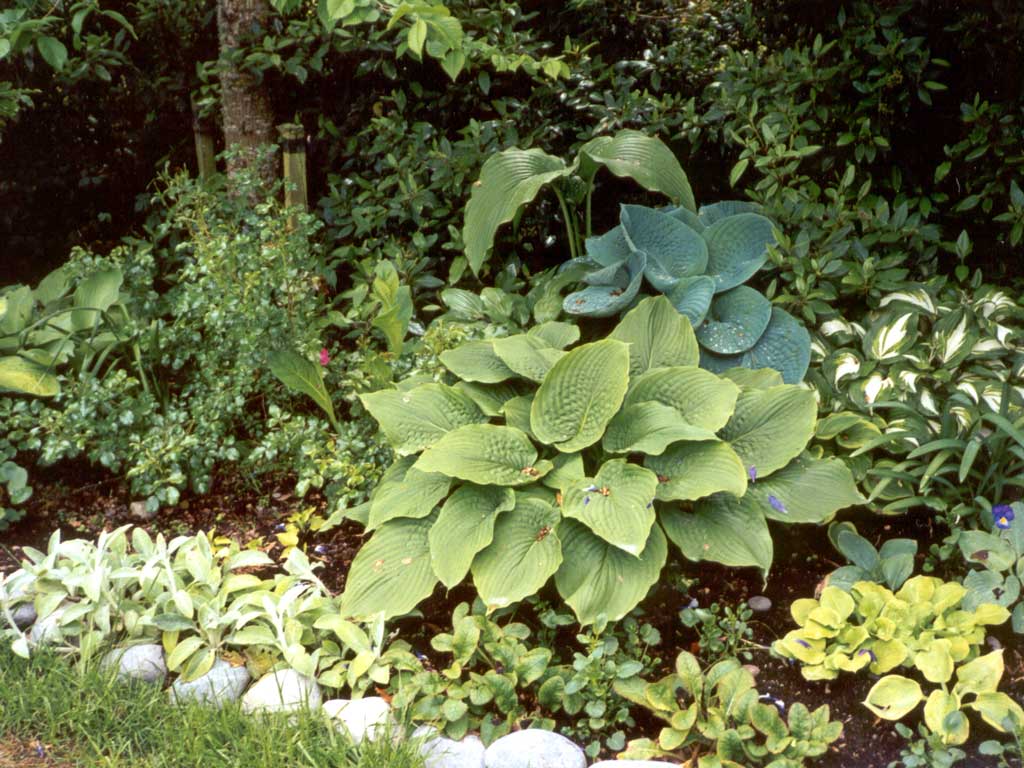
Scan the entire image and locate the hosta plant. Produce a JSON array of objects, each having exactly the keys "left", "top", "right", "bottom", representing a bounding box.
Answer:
[
  {"left": 561, "top": 201, "right": 812, "bottom": 384},
  {"left": 825, "top": 522, "right": 917, "bottom": 591},
  {"left": 336, "top": 295, "right": 863, "bottom": 624},
  {"left": 954, "top": 501, "right": 1024, "bottom": 634},
  {"left": 613, "top": 650, "right": 843, "bottom": 766},
  {"left": 773, "top": 577, "right": 1021, "bottom": 746}
]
